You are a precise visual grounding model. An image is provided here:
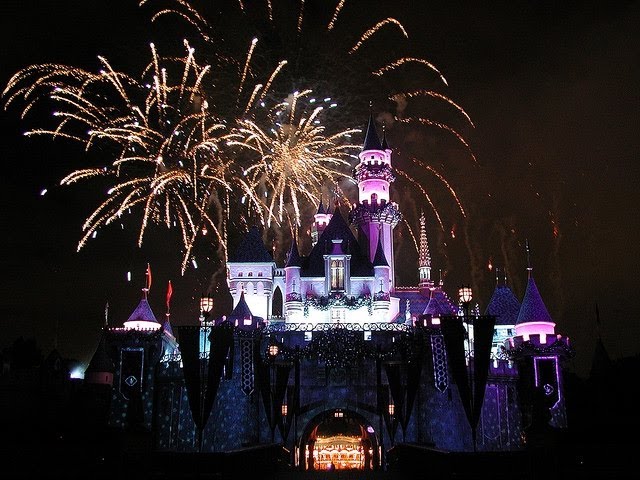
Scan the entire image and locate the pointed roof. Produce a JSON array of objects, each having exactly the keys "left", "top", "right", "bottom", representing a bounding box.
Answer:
[
  {"left": 381, "top": 125, "right": 389, "bottom": 150},
  {"left": 302, "top": 206, "right": 373, "bottom": 277},
  {"left": 423, "top": 288, "right": 457, "bottom": 316},
  {"left": 485, "top": 284, "right": 521, "bottom": 326},
  {"left": 126, "top": 298, "right": 160, "bottom": 325},
  {"left": 516, "top": 276, "right": 553, "bottom": 325},
  {"left": 86, "top": 332, "right": 115, "bottom": 374},
  {"left": 589, "top": 337, "right": 612, "bottom": 381},
  {"left": 372, "top": 235, "right": 389, "bottom": 267},
  {"left": 316, "top": 198, "right": 326, "bottom": 215},
  {"left": 230, "top": 291, "right": 253, "bottom": 319},
  {"left": 228, "top": 225, "right": 273, "bottom": 263},
  {"left": 162, "top": 315, "right": 175, "bottom": 337},
  {"left": 285, "top": 236, "right": 303, "bottom": 267},
  {"left": 363, "top": 114, "right": 382, "bottom": 151}
]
